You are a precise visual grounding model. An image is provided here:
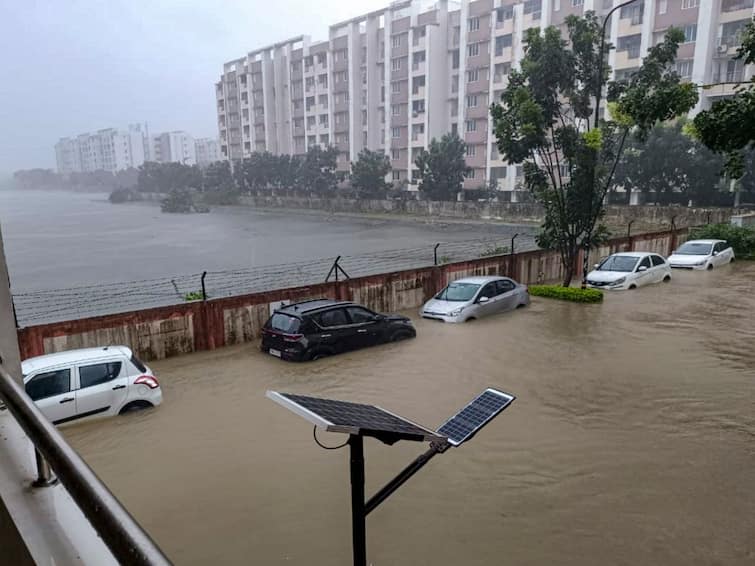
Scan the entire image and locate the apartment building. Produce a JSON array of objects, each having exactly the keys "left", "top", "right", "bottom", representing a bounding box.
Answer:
[
  {"left": 216, "top": 0, "right": 754, "bottom": 199},
  {"left": 150, "top": 131, "right": 197, "bottom": 165},
  {"left": 194, "top": 138, "right": 221, "bottom": 167},
  {"left": 54, "top": 124, "right": 148, "bottom": 174}
]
